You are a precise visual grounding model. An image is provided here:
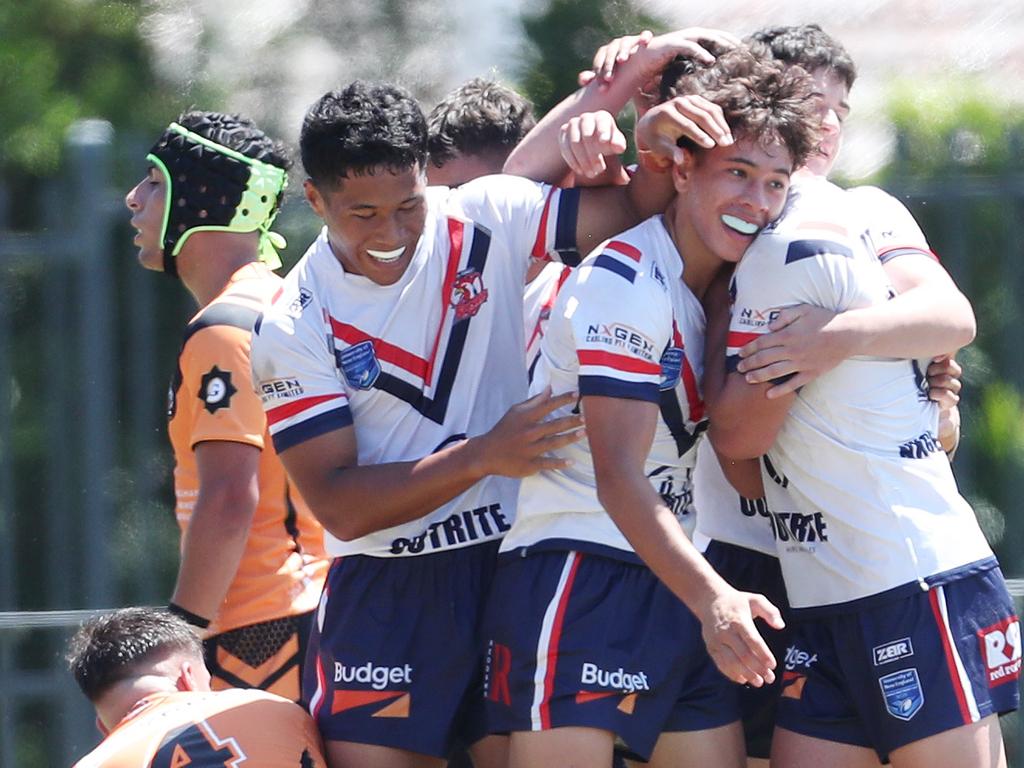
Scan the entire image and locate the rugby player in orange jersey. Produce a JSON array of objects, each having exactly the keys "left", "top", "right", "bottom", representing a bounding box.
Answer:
[
  {"left": 125, "top": 111, "right": 329, "bottom": 701},
  {"left": 68, "top": 607, "right": 326, "bottom": 766}
]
